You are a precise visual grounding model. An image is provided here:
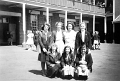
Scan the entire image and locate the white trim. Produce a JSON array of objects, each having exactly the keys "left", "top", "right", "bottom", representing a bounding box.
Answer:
[
  {"left": 80, "top": 13, "right": 82, "bottom": 23},
  {"left": 46, "top": 7, "right": 49, "bottom": 24},
  {"left": 104, "top": 17, "right": 107, "bottom": 34},
  {"left": 67, "top": 19, "right": 76, "bottom": 22},
  {"left": 65, "top": 10, "right": 67, "bottom": 31},
  {"left": 93, "top": 15, "right": 95, "bottom": 34},
  {"left": 0, "top": 11, "right": 21, "bottom": 16},
  {"left": 22, "top": 3, "right": 26, "bottom": 43},
  {"left": 2, "top": 0, "right": 24, "bottom": 4},
  {"left": 113, "top": 0, "right": 115, "bottom": 21}
]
